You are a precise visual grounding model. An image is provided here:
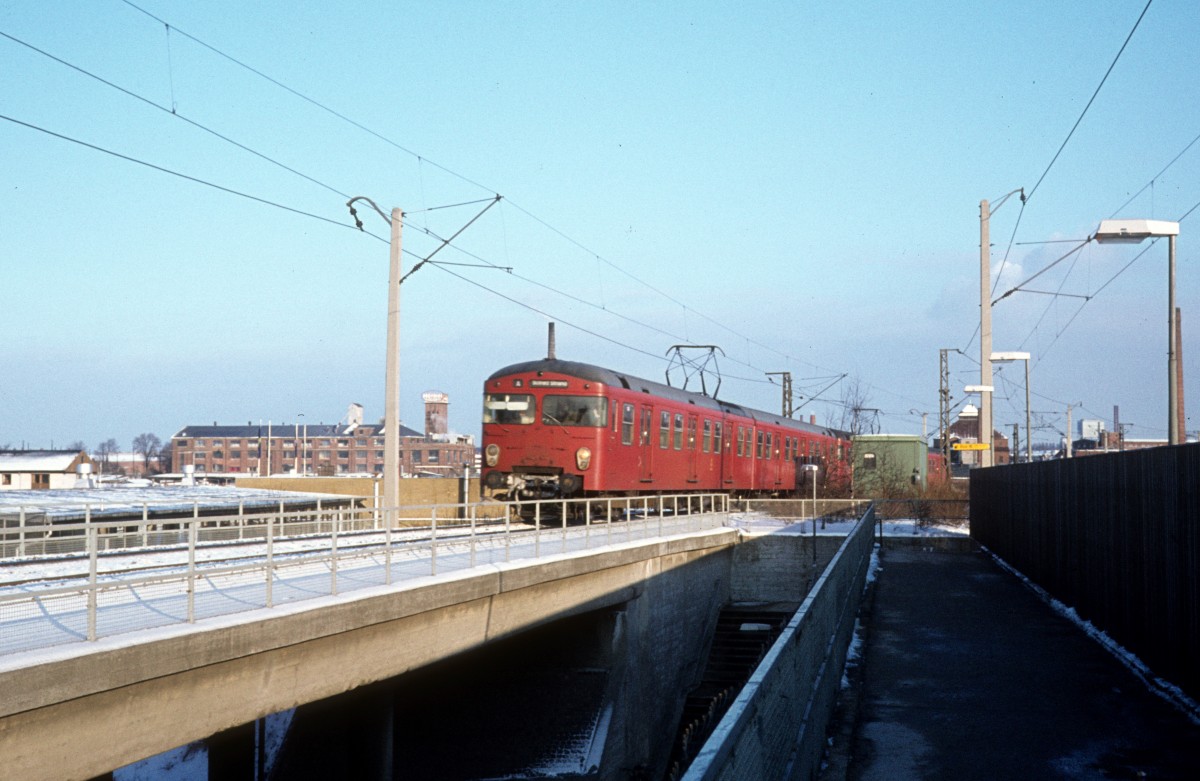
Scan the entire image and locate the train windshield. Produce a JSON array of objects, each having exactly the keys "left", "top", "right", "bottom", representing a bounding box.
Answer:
[
  {"left": 541, "top": 395, "right": 608, "bottom": 427},
  {"left": 483, "top": 394, "right": 536, "bottom": 425}
]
